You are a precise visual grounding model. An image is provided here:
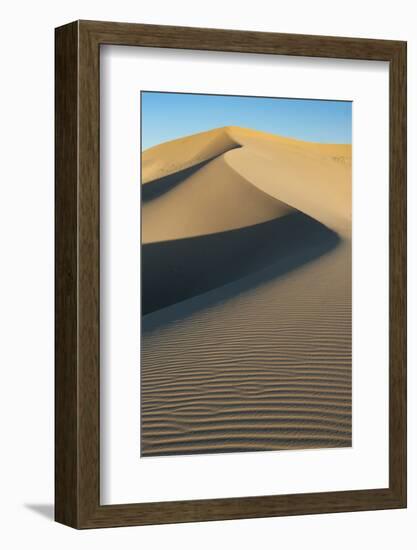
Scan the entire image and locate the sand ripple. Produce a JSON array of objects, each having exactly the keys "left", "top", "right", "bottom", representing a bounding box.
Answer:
[{"left": 141, "top": 242, "right": 351, "bottom": 456}]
